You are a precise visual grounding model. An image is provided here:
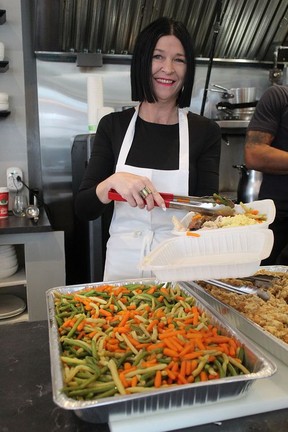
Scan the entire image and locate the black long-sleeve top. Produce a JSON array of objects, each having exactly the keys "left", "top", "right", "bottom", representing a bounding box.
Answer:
[{"left": 75, "top": 108, "right": 221, "bottom": 221}]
